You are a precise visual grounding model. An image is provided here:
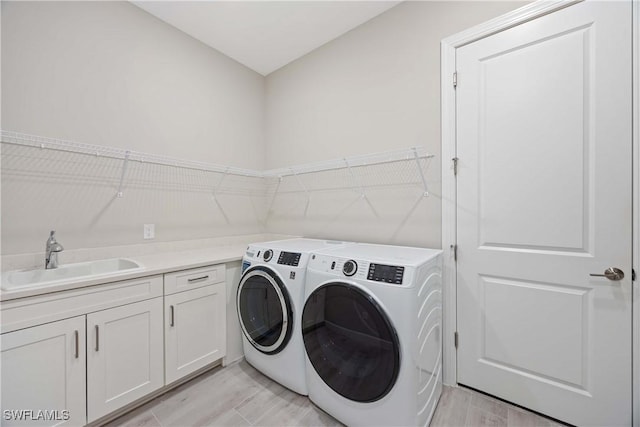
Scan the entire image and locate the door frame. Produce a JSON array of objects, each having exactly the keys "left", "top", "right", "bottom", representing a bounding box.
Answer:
[
  {"left": 440, "top": 0, "right": 639, "bottom": 423},
  {"left": 633, "top": 0, "right": 639, "bottom": 424}
]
